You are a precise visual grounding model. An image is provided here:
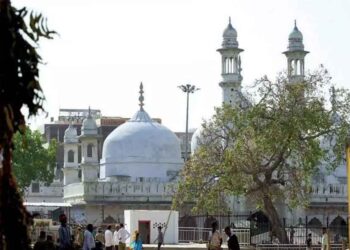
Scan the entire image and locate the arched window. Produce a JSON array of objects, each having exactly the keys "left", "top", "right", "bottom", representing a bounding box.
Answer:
[
  {"left": 68, "top": 150, "right": 74, "bottom": 163},
  {"left": 225, "top": 58, "right": 229, "bottom": 73},
  {"left": 291, "top": 60, "right": 296, "bottom": 75},
  {"left": 87, "top": 144, "right": 93, "bottom": 157},
  {"left": 296, "top": 60, "right": 300, "bottom": 75}
]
